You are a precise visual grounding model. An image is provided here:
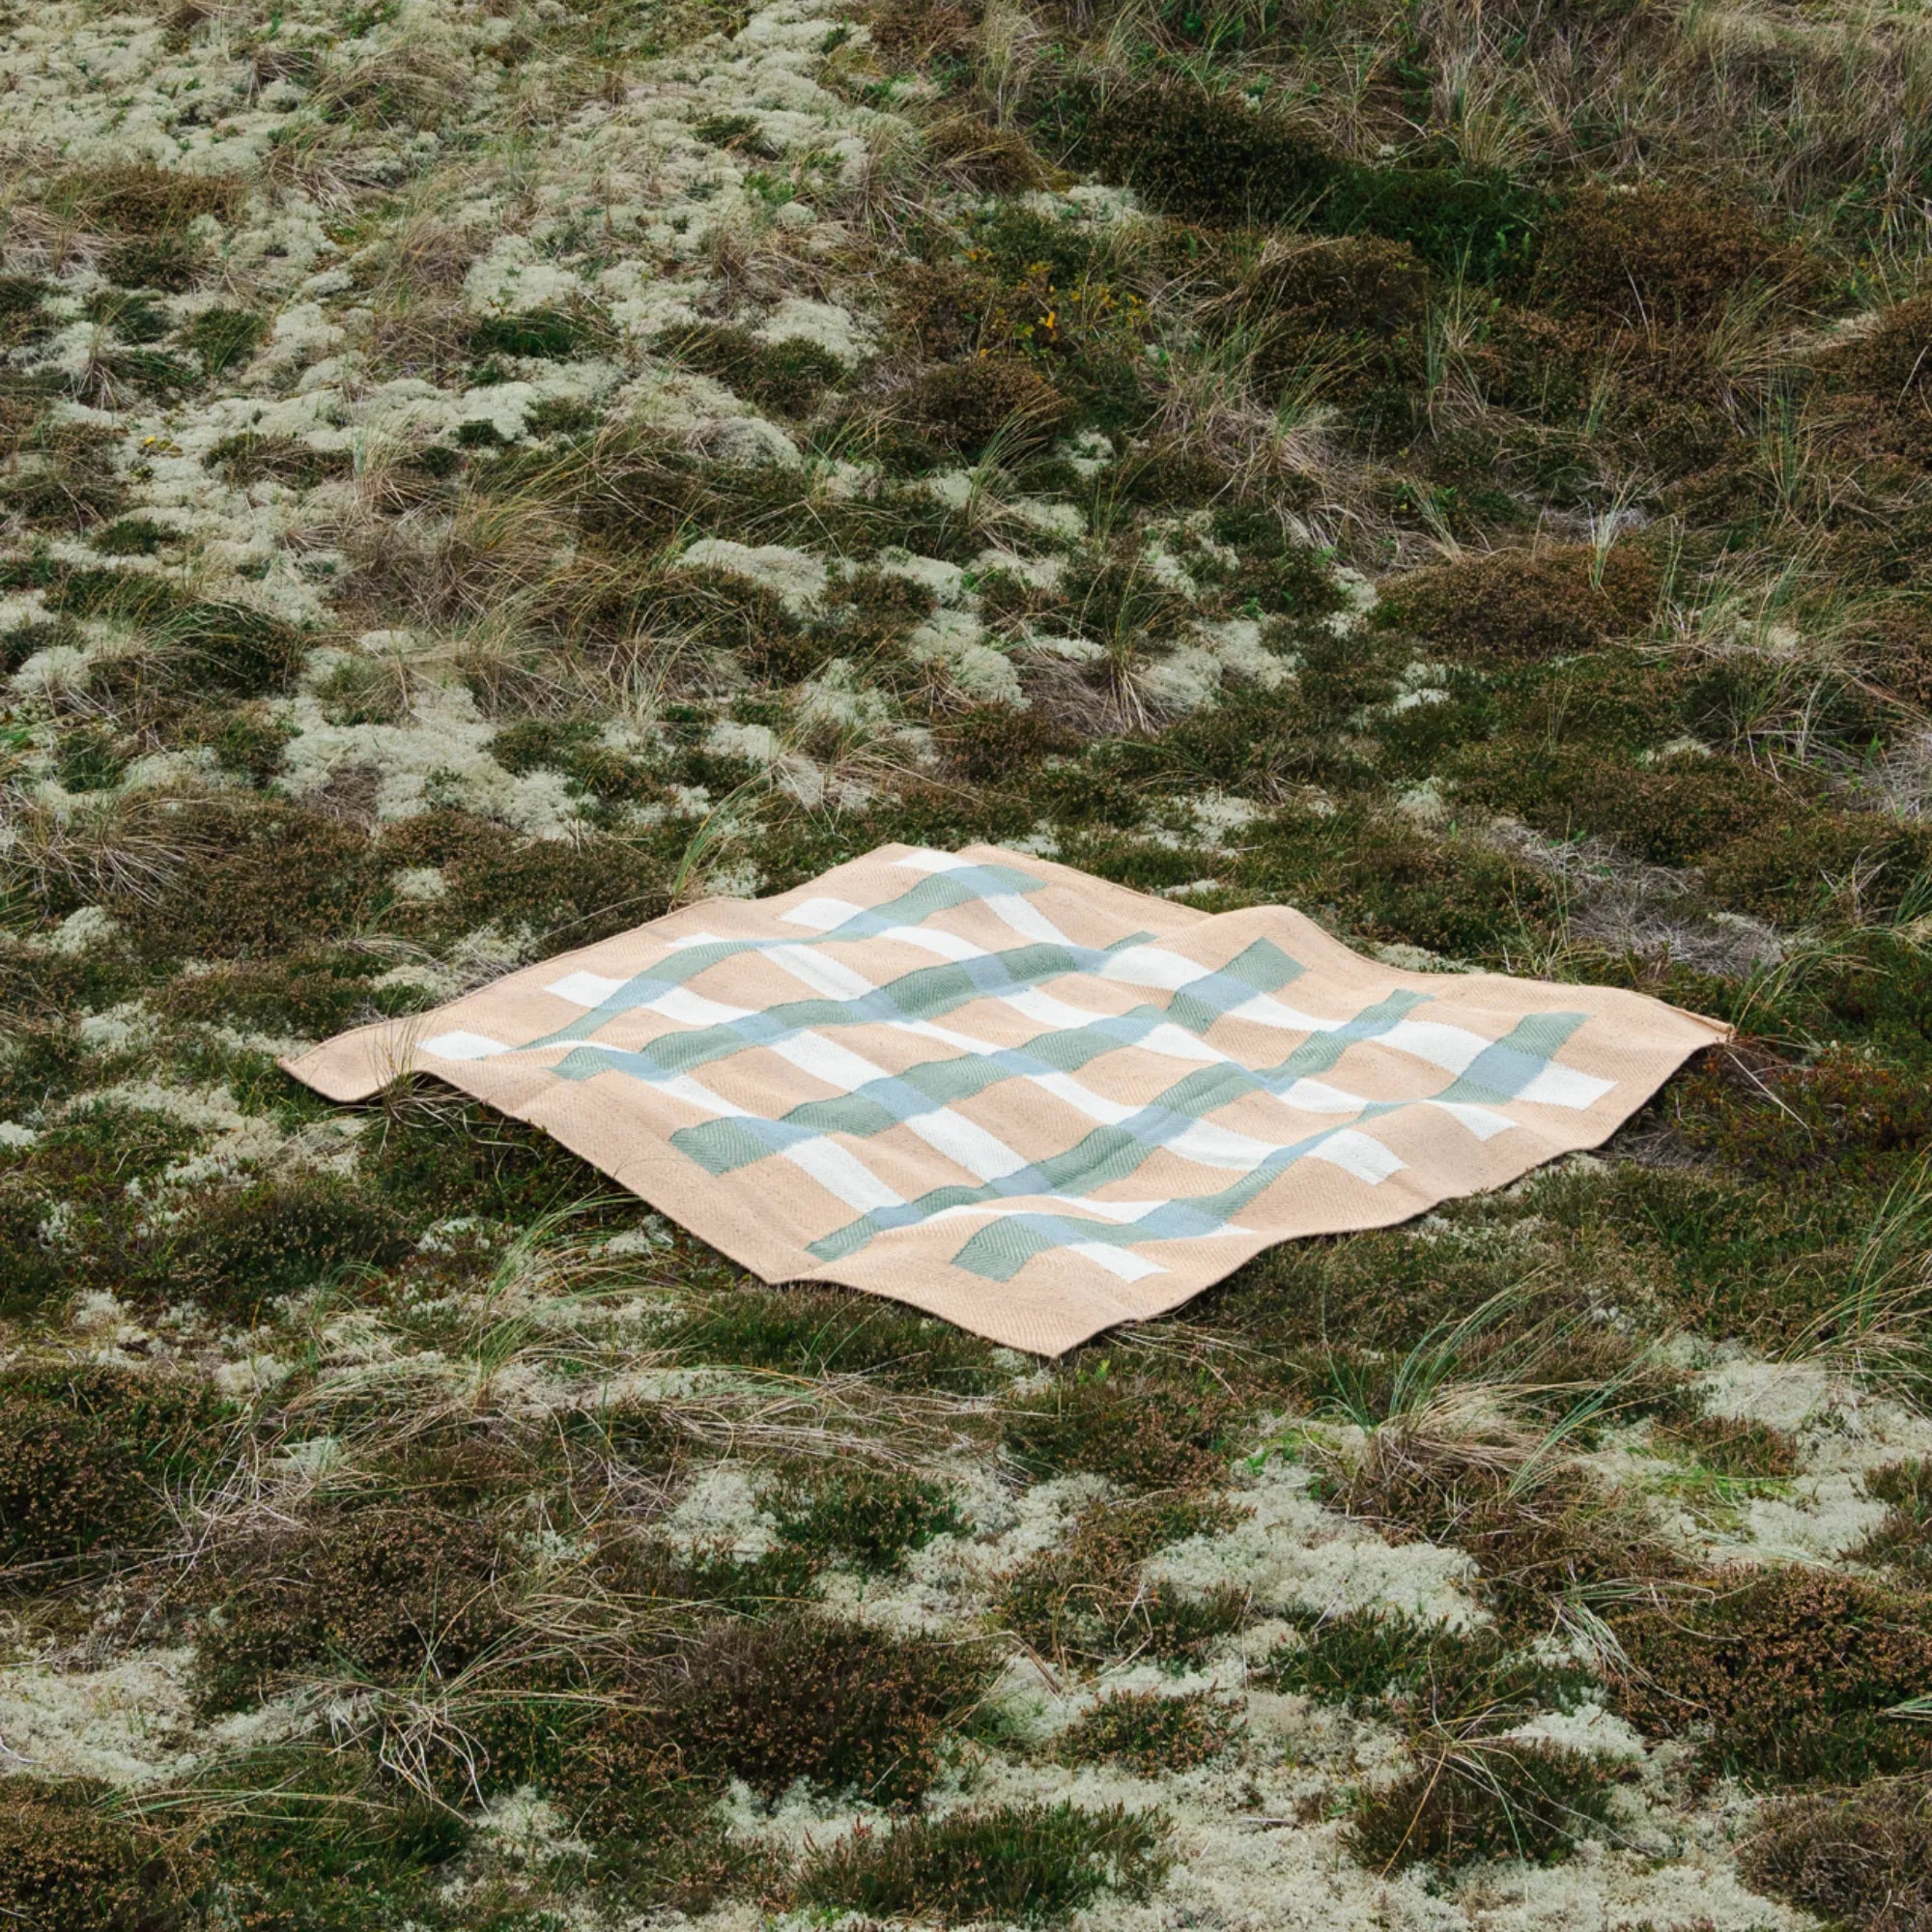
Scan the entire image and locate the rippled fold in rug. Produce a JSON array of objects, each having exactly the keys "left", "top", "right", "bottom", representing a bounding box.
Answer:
[{"left": 285, "top": 844, "right": 1728, "bottom": 1353}]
